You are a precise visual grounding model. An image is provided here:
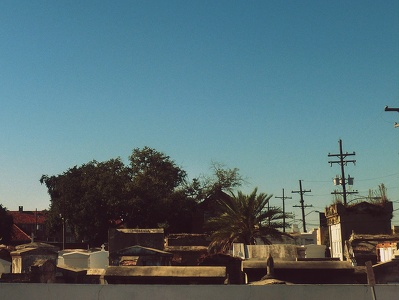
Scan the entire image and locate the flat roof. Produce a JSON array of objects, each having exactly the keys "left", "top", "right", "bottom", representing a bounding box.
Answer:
[
  {"left": 243, "top": 260, "right": 354, "bottom": 270},
  {"left": 105, "top": 266, "right": 226, "bottom": 278}
]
